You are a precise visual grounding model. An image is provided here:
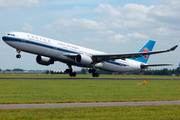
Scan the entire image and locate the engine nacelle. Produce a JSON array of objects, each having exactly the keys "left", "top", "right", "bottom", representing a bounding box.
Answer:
[
  {"left": 75, "top": 54, "right": 93, "bottom": 66},
  {"left": 36, "top": 55, "right": 54, "bottom": 66}
]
